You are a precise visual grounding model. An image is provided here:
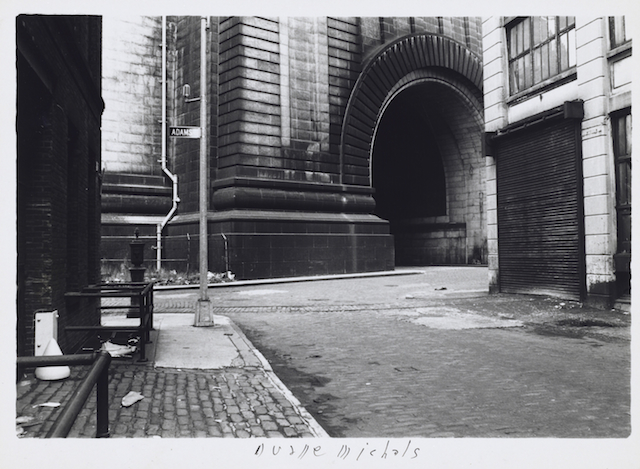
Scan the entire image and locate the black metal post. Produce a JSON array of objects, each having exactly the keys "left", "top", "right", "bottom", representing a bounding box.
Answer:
[
  {"left": 95, "top": 352, "right": 110, "bottom": 438},
  {"left": 44, "top": 351, "right": 112, "bottom": 438}
]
